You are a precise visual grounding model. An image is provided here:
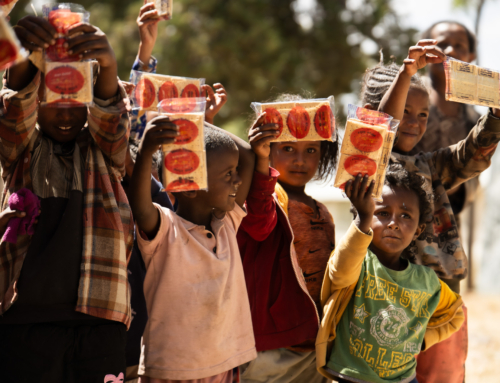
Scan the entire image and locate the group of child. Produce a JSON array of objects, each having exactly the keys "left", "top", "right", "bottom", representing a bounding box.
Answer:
[{"left": 0, "top": 2, "right": 498, "bottom": 383}]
